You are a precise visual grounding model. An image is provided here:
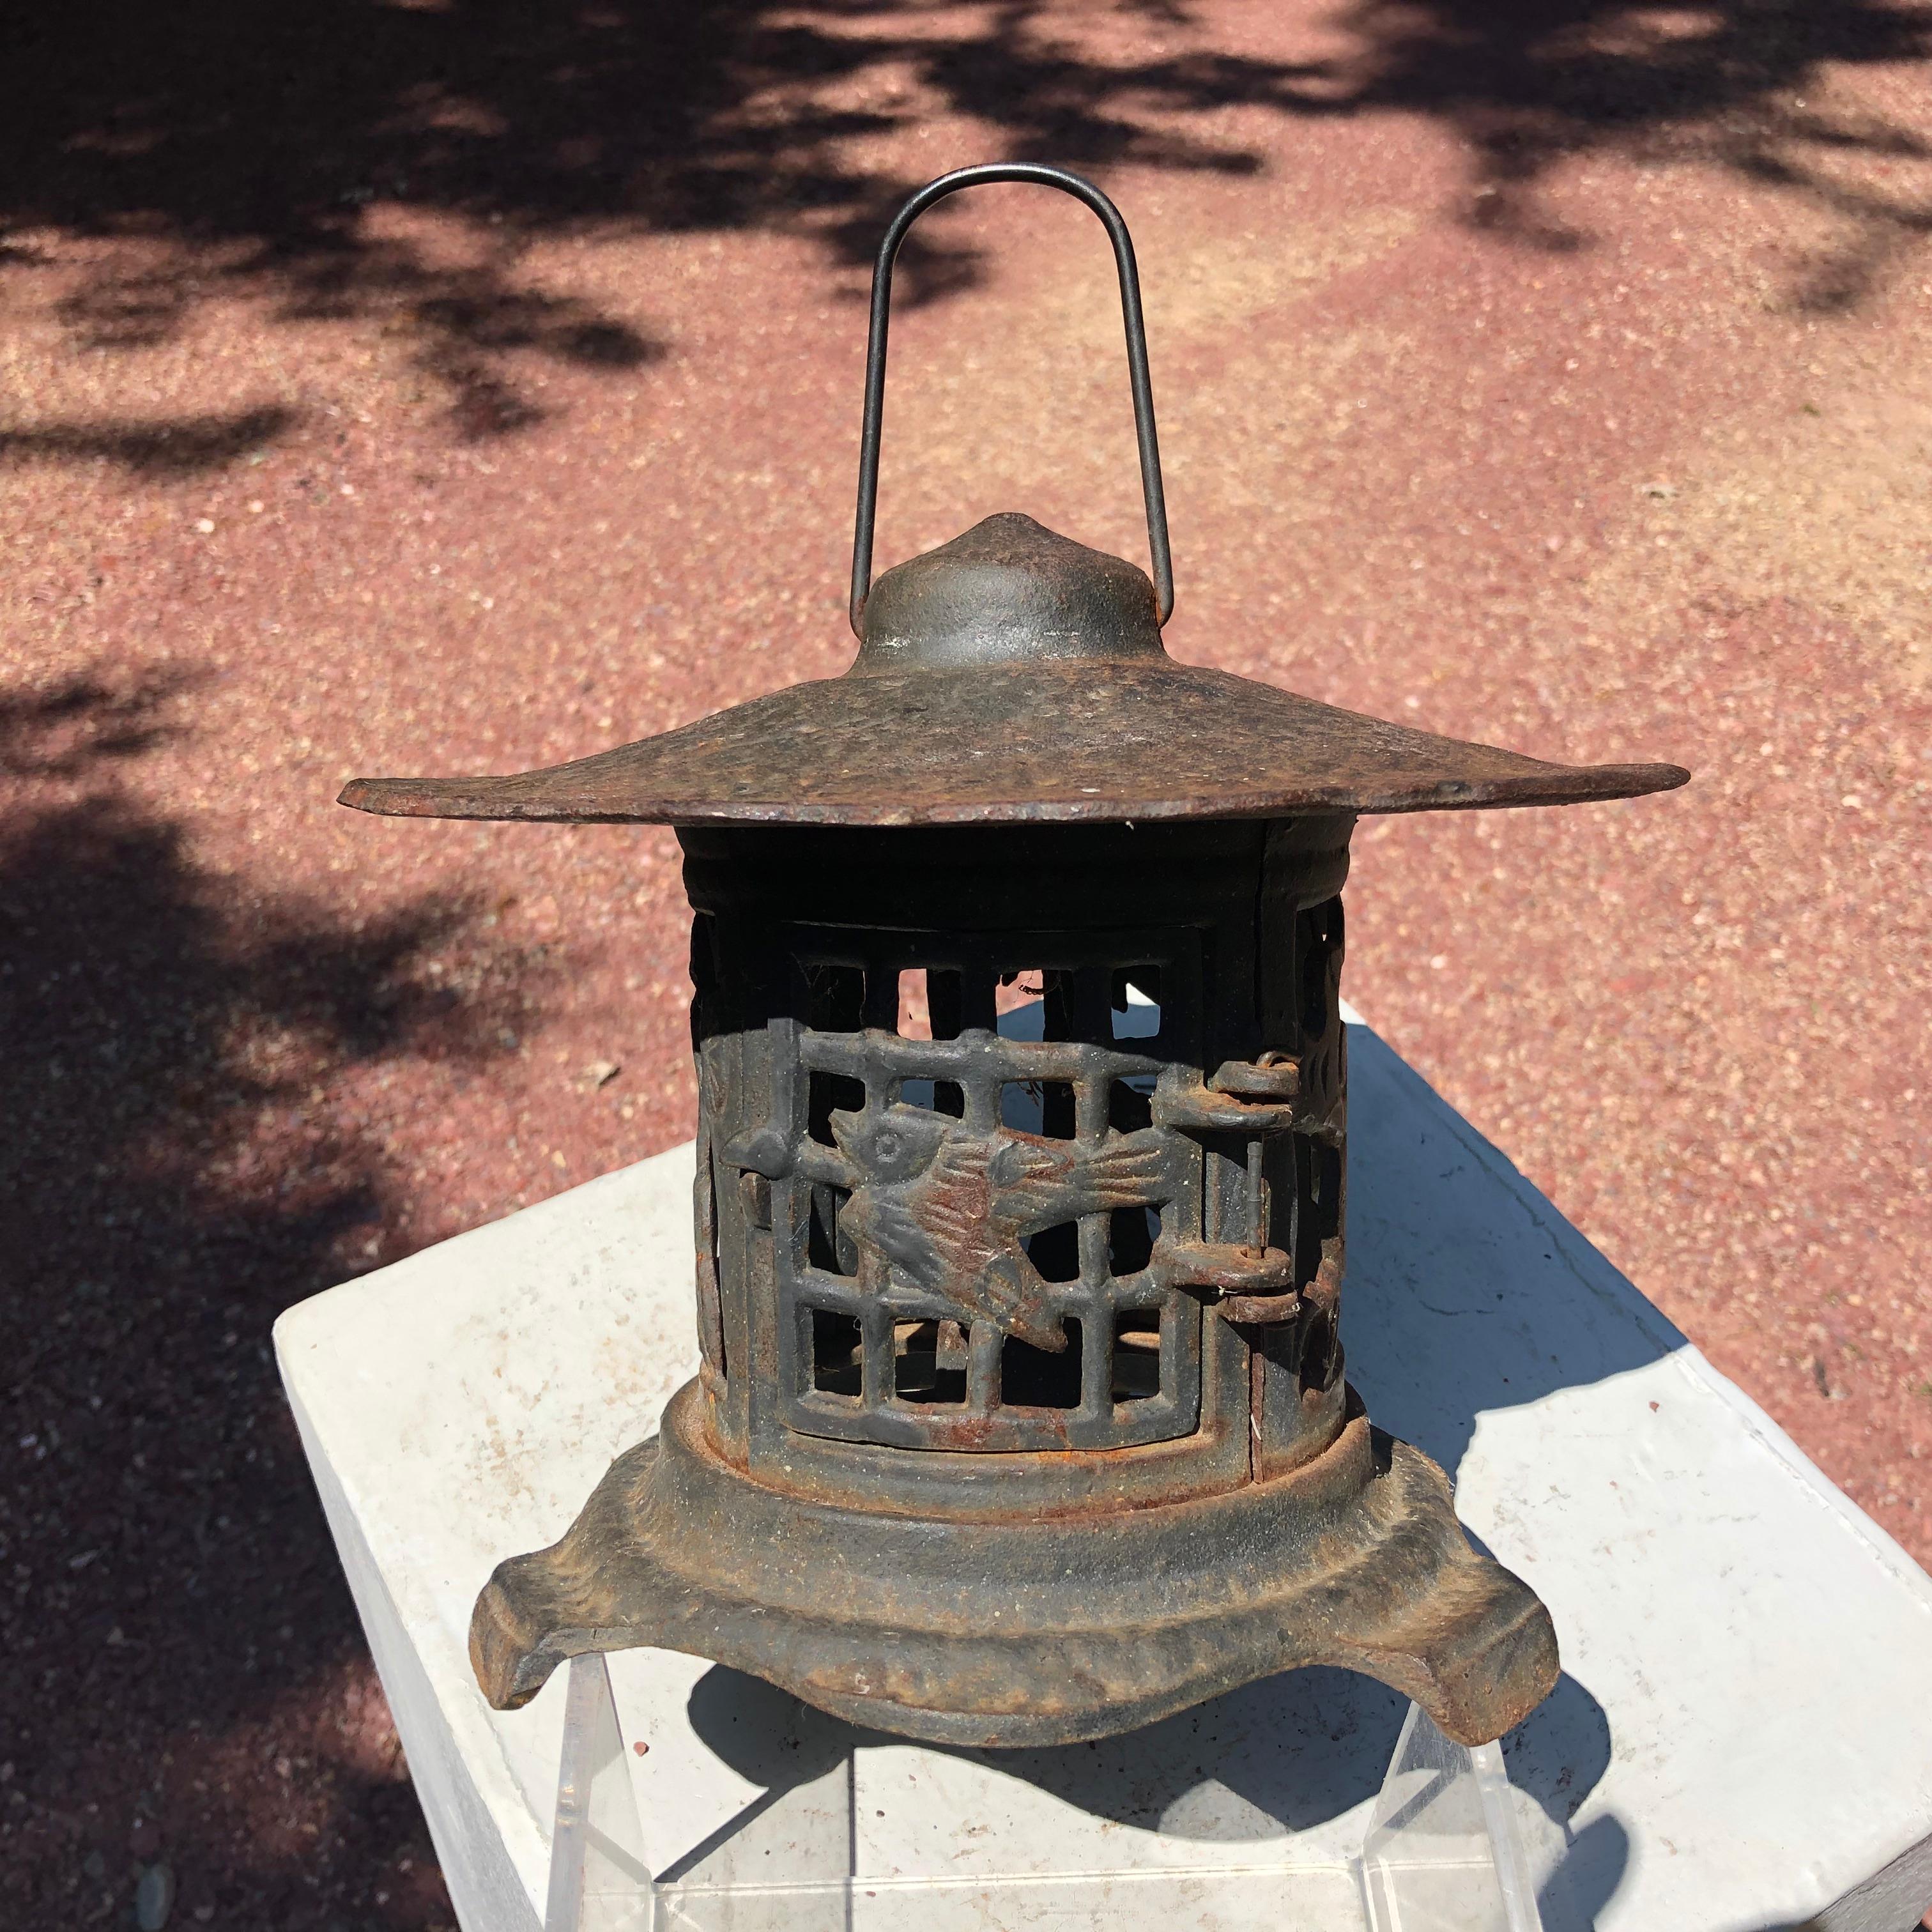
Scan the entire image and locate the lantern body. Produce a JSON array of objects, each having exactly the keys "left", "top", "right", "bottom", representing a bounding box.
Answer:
[{"left": 686, "top": 820, "right": 1347, "bottom": 1485}]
